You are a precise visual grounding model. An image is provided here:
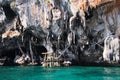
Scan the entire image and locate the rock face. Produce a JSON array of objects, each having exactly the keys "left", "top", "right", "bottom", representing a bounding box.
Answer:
[
  {"left": 103, "top": 35, "right": 120, "bottom": 63},
  {"left": 0, "top": 0, "right": 120, "bottom": 66}
]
